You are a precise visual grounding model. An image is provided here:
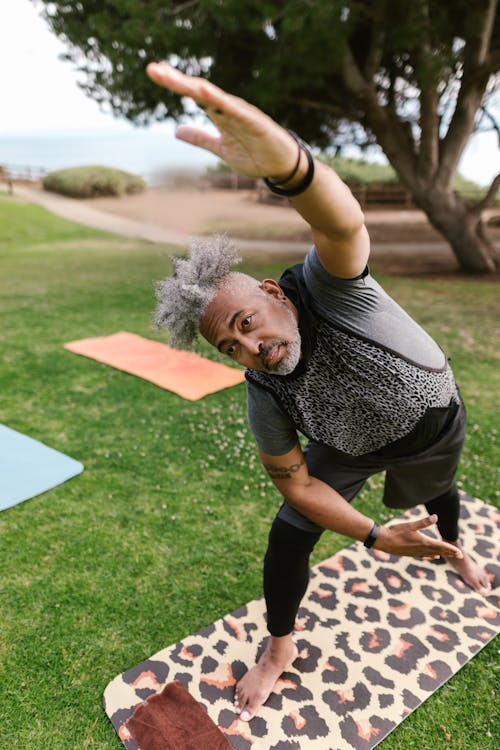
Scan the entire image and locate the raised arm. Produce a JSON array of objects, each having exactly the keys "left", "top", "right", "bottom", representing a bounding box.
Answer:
[
  {"left": 147, "top": 62, "right": 369, "bottom": 278},
  {"left": 259, "top": 443, "right": 463, "bottom": 559}
]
